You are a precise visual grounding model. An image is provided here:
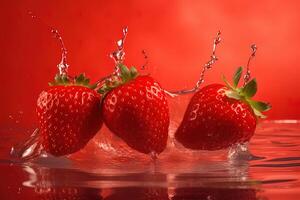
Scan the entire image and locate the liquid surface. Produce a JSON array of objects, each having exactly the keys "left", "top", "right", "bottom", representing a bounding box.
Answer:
[{"left": 0, "top": 121, "right": 300, "bottom": 199}]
